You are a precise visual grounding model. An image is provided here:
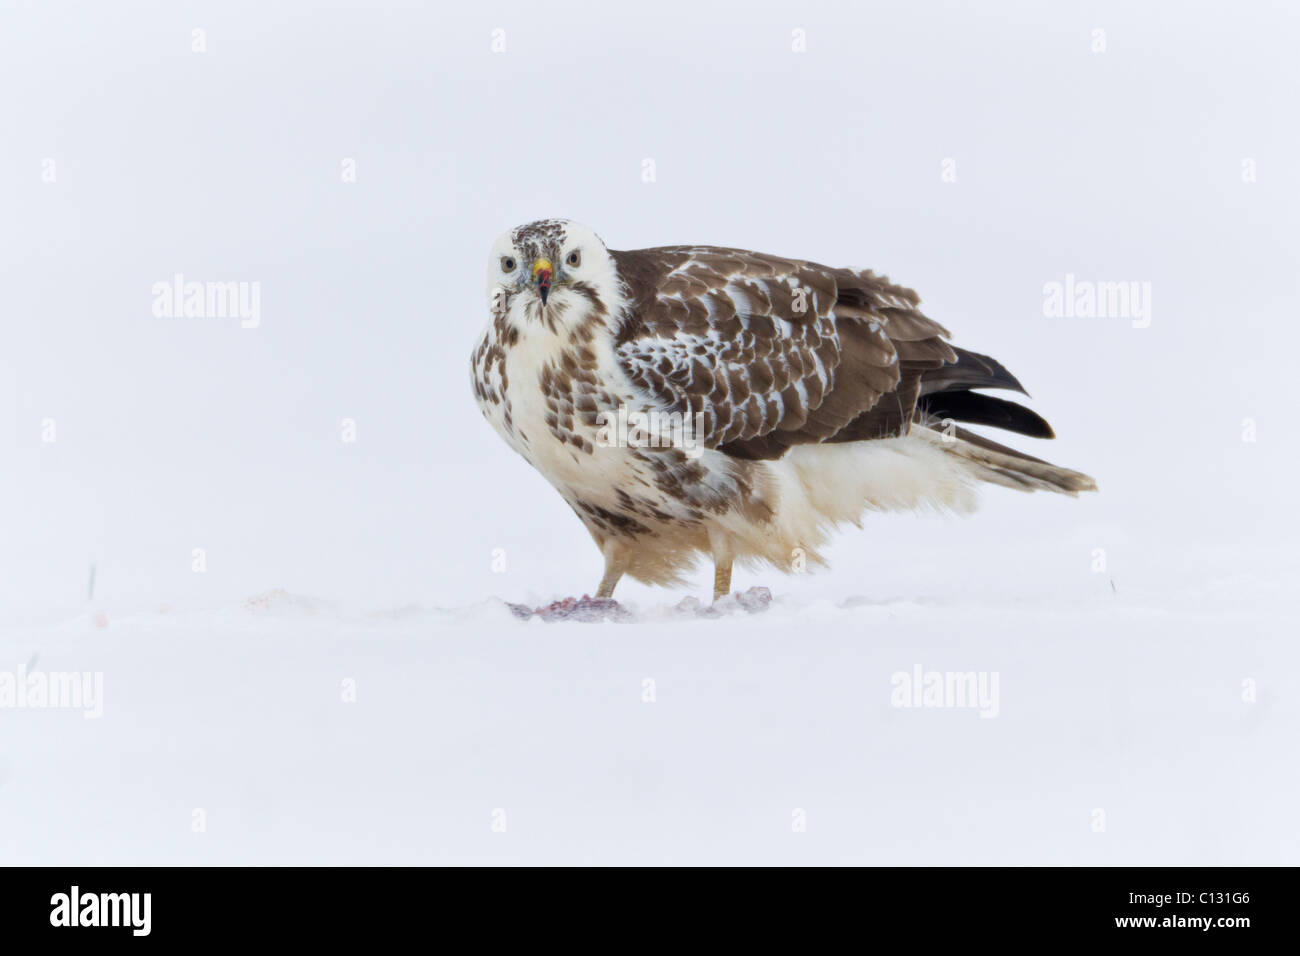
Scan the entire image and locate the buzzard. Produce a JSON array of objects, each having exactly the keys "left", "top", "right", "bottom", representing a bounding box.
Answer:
[{"left": 471, "top": 219, "right": 1095, "bottom": 601}]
